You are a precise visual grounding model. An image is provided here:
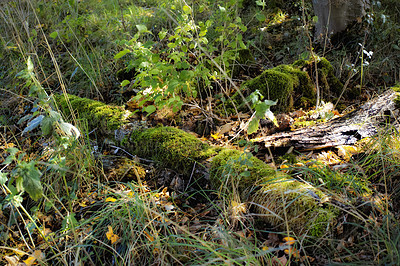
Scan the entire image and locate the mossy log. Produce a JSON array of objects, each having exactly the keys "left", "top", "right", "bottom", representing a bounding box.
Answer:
[
  {"left": 210, "top": 149, "right": 336, "bottom": 236},
  {"left": 255, "top": 88, "right": 400, "bottom": 150},
  {"left": 54, "top": 93, "right": 130, "bottom": 132},
  {"left": 54, "top": 93, "right": 338, "bottom": 236}
]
